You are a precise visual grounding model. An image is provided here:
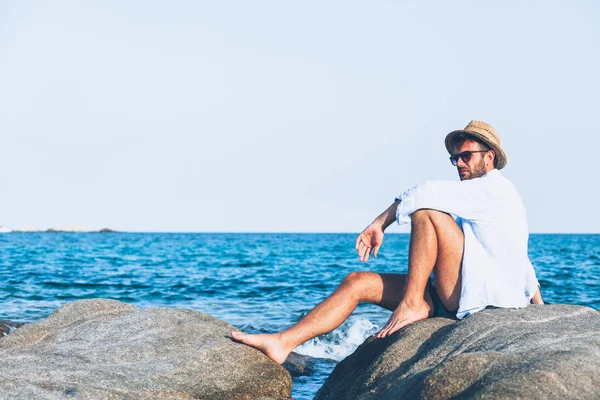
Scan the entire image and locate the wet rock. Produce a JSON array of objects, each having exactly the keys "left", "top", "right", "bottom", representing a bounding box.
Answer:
[
  {"left": 0, "top": 320, "right": 26, "bottom": 337},
  {"left": 0, "top": 299, "right": 292, "bottom": 399},
  {"left": 283, "top": 352, "right": 318, "bottom": 377},
  {"left": 315, "top": 305, "right": 600, "bottom": 399}
]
